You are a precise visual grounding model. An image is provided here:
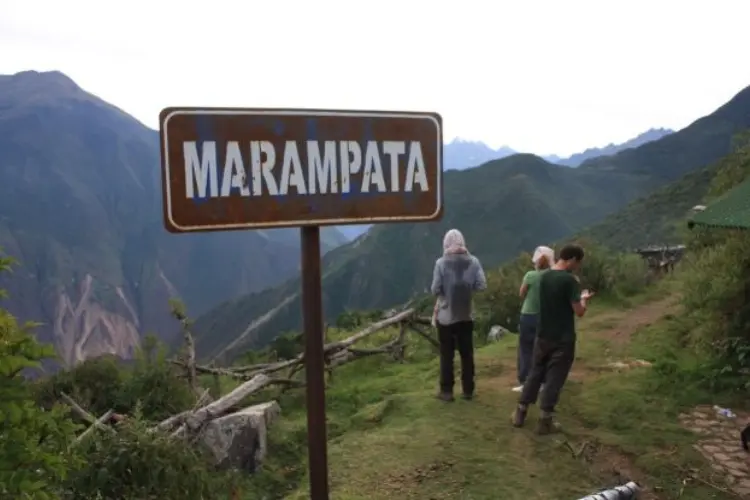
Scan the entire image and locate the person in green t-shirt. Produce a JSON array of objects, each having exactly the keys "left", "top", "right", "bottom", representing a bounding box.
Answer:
[
  {"left": 513, "top": 246, "right": 554, "bottom": 393},
  {"left": 511, "top": 244, "right": 595, "bottom": 435}
]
